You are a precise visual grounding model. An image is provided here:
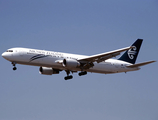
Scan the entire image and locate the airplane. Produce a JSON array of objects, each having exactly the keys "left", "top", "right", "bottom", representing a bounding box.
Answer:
[{"left": 2, "top": 39, "right": 156, "bottom": 80}]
